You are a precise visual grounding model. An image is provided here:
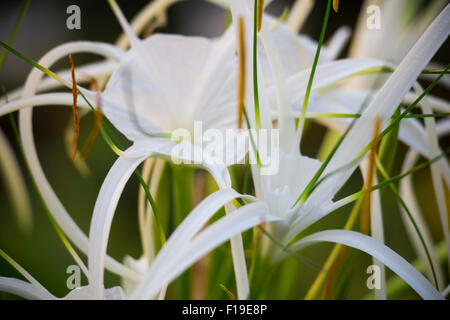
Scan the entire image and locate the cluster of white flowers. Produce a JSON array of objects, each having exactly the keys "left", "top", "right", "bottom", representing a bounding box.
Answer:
[{"left": 0, "top": 0, "right": 449, "bottom": 300}]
